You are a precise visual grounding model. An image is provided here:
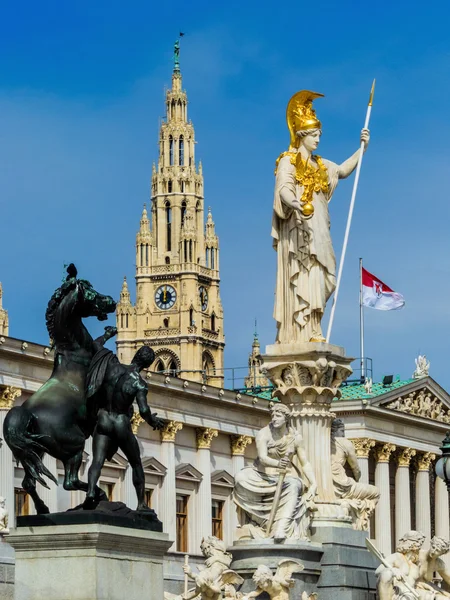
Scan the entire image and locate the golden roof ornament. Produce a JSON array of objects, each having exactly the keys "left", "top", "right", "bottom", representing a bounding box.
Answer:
[{"left": 286, "top": 90, "right": 324, "bottom": 148}]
